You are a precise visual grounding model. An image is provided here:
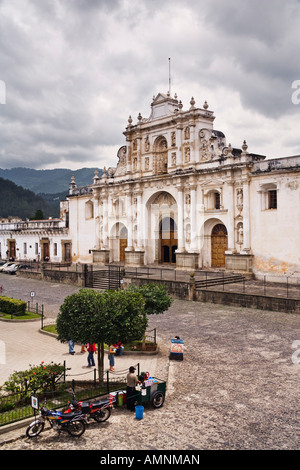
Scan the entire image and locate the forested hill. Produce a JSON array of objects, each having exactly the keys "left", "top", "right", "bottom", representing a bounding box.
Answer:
[
  {"left": 0, "top": 167, "right": 103, "bottom": 194},
  {"left": 0, "top": 177, "right": 59, "bottom": 219}
]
